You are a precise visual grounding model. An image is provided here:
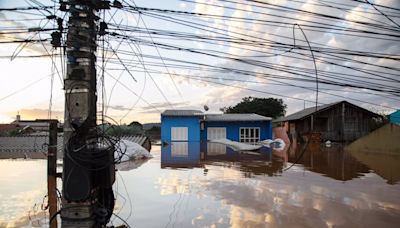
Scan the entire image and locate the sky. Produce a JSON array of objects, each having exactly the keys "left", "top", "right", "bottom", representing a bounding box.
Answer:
[{"left": 0, "top": 0, "right": 399, "bottom": 124}]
